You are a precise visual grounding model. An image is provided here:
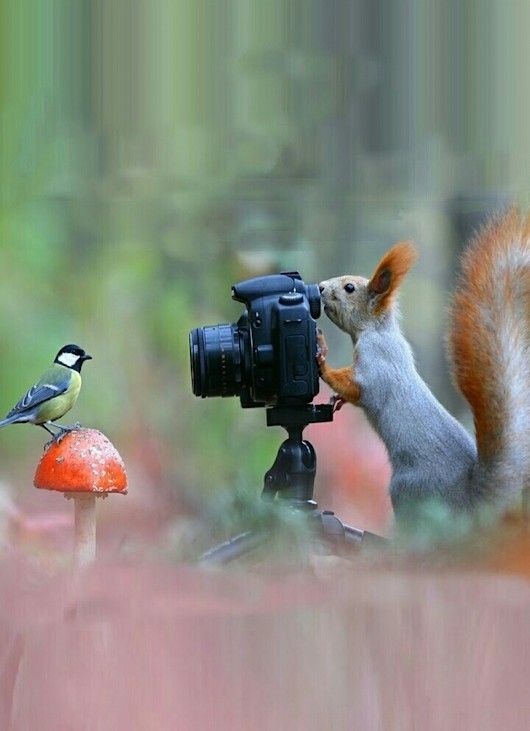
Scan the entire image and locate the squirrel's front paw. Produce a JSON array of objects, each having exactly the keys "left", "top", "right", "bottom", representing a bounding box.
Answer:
[{"left": 316, "top": 329, "right": 329, "bottom": 372}]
